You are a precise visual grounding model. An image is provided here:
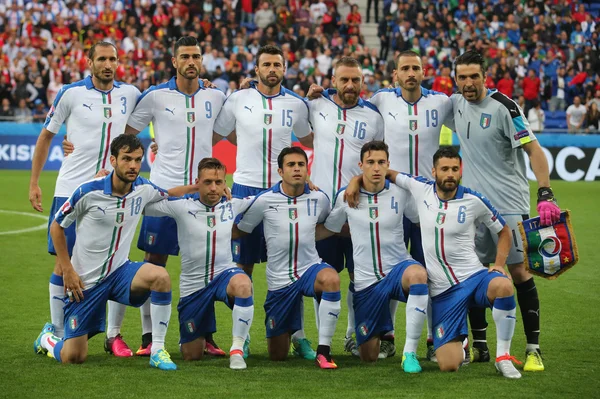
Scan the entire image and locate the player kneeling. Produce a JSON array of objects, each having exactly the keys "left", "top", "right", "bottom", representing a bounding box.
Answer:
[
  {"left": 144, "top": 158, "right": 254, "bottom": 370},
  {"left": 34, "top": 135, "right": 196, "bottom": 371}
]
